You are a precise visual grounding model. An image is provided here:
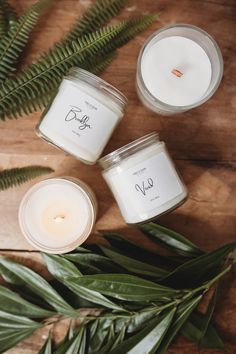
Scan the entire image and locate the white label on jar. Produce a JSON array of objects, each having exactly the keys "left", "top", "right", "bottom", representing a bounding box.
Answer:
[
  {"left": 108, "top": 152, "right": 183, "bottom": 220},
  {"left": 42, "top": 81, "right": 121, "bottom": 158}
]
